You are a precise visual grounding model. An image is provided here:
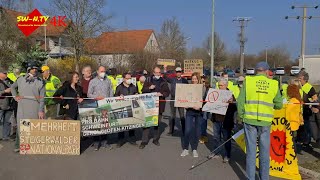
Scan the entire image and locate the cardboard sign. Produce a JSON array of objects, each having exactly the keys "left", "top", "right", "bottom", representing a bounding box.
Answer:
[
  {"left": 174, "top": 84, "right": 203, "bottom": 108},
  {"left": 157, "top": 59, "right": 176, "bottom": 66},
  {"left": 79, "top": 93, "right": 159, "bottom": 137},
  {"left": 19, "top": 119, "right": 81, "bottom": 155},
  {"left": 202, "top": 89, "right": 233, "bottom": 115},
  {"left": 184, "top": 59, "right": 203, "bottom": 75}
]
